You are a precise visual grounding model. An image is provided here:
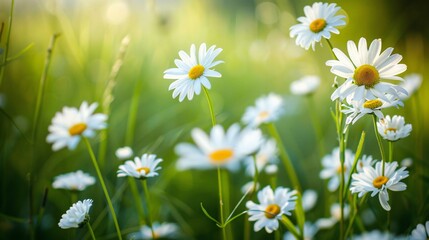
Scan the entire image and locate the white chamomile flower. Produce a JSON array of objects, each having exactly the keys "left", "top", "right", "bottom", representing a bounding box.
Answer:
[
  {"left": 410, "top": 221, "right": 429, "bottom": 240},
  {"left": 115, "top": 146, "right": 133, "bottom": 160},
  {"left": 117, "top": 154, "right": 162, "bottom": 179},
  {"left": 319, "top": 147, "right": 355, "bottom": 192},
  {"left": 246, "top": 185, "right": 297, "bottom": 233},
  {"left": 290, "top": 2, "right": 346, "bottom": 50},
  {"left": 316, "top": 203, "right": 350, "bottom": 229},
  {"left": 290, "top": 75, "right": 320, "bottom": 95},
  {"left": 356, "top": 155, "right": 376, "bottom": 172},
  {"left": 46, "top": 101, "right": 107, "bottom": 151},
  {"left": 377, "top": 115, "right": 412, "bottom": 141},
  {"left": 175, "top": 124, "right": 263, "bottom": 172},
  {"left": 129, "top": 222, "right": 180, "bottom": 239},
  {"left": 163, "top": 43, "right": 223, "bottom": 102},
  {"left": 399, "top": 73, "right": 422, "bottom": 100},
  {"left": 58, "top": 199, "right": 93, "bottom": 229},
  {"left": 283, "top": 222, "right": 318, "bottom": 240},
  {"left": 242, "top": 93, "right": 284, "bottom": 128},
  {"left": 244, "top": 138, "right": 278, "bottom": 176},
  {"left": 302, "top": 189, "right": 318, "bottom": 212},
  {"left": 342, "top": 98, "right": 403, "bottom": 125},
  {"left": 350, "top": 161, "right": 409, "bottom": 211},
  {"left": 52, "top": 170, "right": 95, "bottom": 191},
  {"left": 327, "top": 38, "right": 408, "bottom": 103}
]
